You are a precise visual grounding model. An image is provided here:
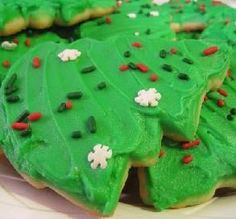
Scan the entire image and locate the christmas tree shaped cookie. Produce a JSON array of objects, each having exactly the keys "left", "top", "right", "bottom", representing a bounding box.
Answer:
[
  {"left": 139, "top": 60, "right": 236, "bottom": 210},
  {"left": 0, "top": 36, "right": 231, "bottom": 216},
  {"left": 0, "top": 0, "right": 117, "bottom": 36},
  {"left": 80, "top": 0, "right": 175, "bottom": 40}
]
